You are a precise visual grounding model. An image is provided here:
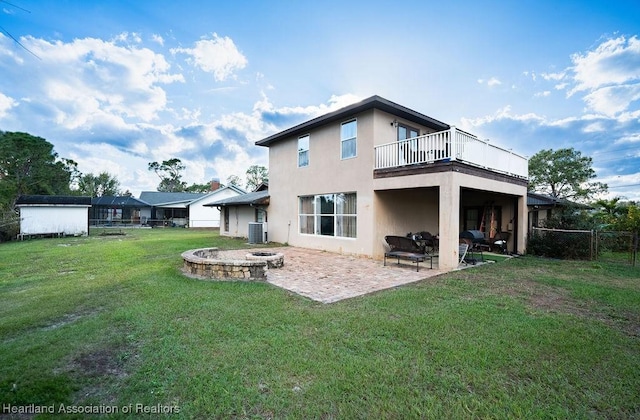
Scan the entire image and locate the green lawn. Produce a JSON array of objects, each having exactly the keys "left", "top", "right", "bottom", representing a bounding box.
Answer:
[{"left": 1, "top": 229, "right": 638, "bottom": 419}]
